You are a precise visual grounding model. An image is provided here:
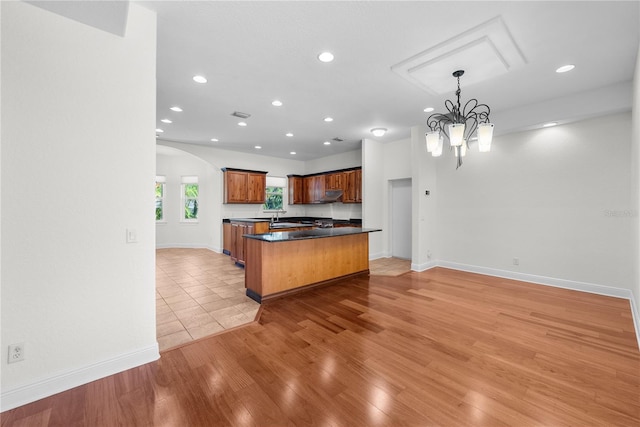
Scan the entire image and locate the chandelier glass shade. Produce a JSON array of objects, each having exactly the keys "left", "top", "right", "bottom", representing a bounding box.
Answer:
[{"left": 425, "top": 70, "right": 493, "bottom": 168}]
